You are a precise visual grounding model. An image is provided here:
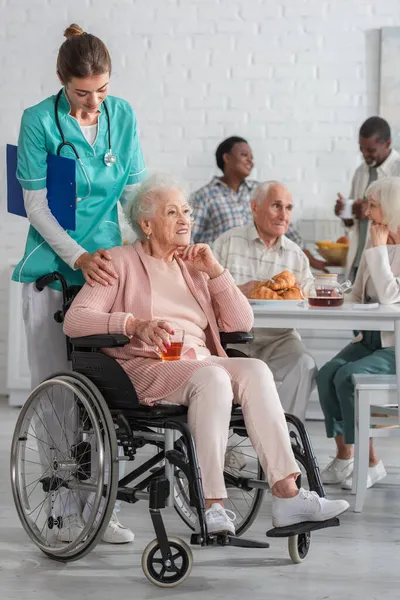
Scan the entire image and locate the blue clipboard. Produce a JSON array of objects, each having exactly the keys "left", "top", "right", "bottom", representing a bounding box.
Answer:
[{"left": 6, "top": 144, "right": 77, "bottom": 231}]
